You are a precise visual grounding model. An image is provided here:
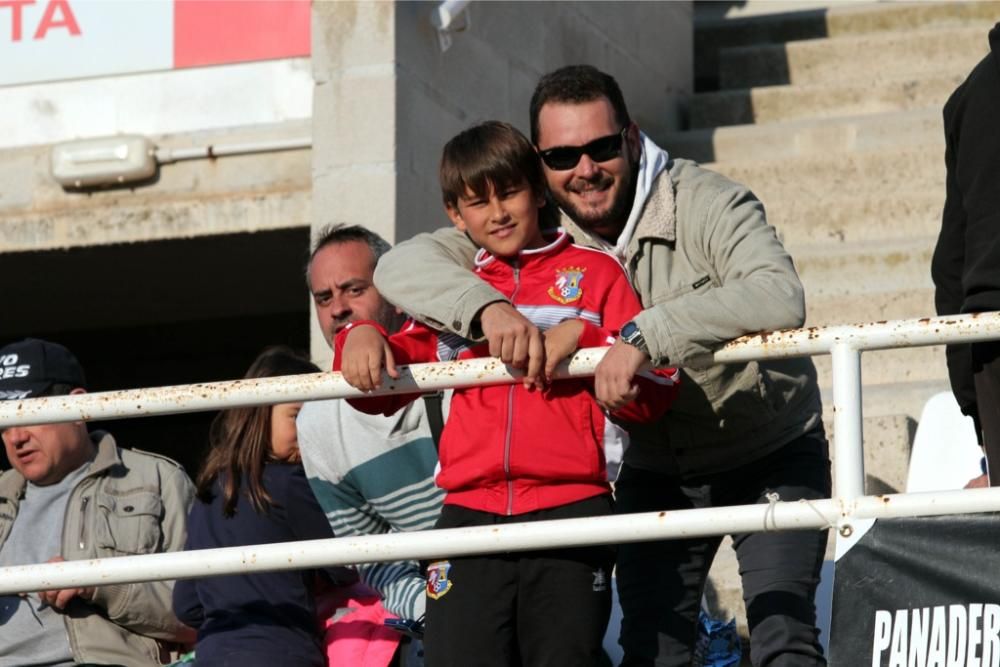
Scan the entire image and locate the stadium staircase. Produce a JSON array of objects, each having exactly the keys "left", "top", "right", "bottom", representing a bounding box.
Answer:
[{"left": 666, "top": 0, "right": 1000, "bottom": 651}]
